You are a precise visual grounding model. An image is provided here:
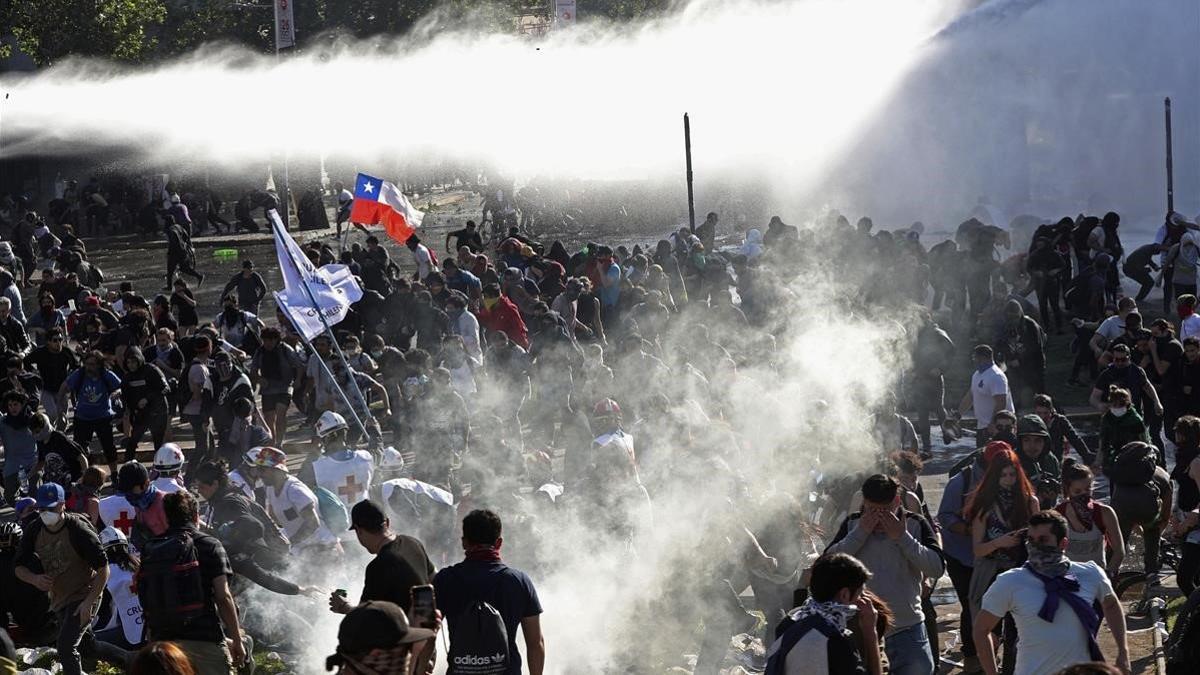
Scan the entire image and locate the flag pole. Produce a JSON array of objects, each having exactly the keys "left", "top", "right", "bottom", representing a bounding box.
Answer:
[
  {"left": 684, "top": 112, "right": 696, "bottom": 233},
  {"left": 270, "top": 218, "right": 379, "bottom": 445},
  {"left": 274, "top": 291, "right": 371, "bottom": 442},
  {"left": 1165, "top": 97, "right": 1174, "bottom": 214}
]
